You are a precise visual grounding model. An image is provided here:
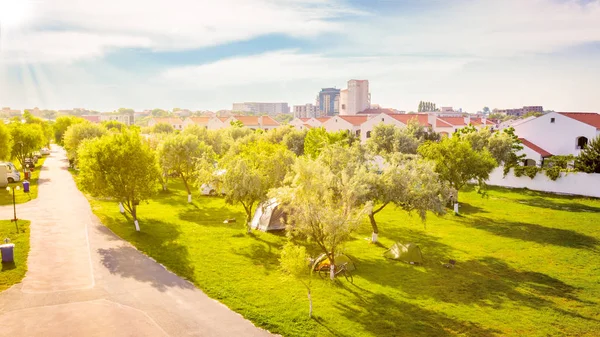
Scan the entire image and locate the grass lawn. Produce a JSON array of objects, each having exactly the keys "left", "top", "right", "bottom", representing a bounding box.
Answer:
[
  {"left": 0, "top": 220, "right": 31, "bottom": 292},
  {"left": 0, "top": 157, "right": 47, "bottom": 205},
  {"left": 86, "top": 180, "right": 600, "bottom": 337}
]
